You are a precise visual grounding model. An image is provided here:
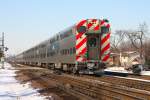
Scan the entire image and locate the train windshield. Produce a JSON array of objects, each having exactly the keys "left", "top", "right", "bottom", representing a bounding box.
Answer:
[
  {"left": 101, "top": 26, "right": 109, "bottom": 34},
  {"left": 89, "top": 37, "right": 97, "bottom": 47}
]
